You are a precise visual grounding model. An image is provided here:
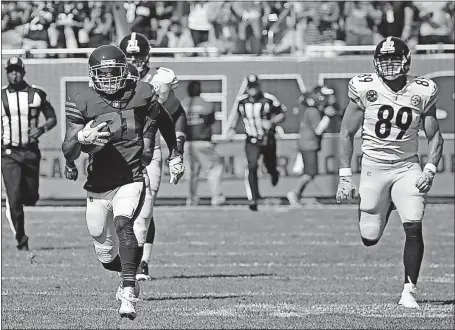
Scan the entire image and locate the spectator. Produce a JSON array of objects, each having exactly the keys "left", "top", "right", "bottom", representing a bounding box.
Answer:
[
  {"left": 182, "top": 80, "right": 225, "bottom": 206},
  {"left": 80, "top": 2, "right": 113, "bottom": 48},
  {"left": 414, "top": 1, "right": 453, "bottom": 44},
  {"left": 54, "top": 1, "right": 87, "bottom": 50},
  {"left": 130, "top": 1, "right": 156, "bottom": 39},
  {"left": 231, "top": 1, "right": 265, "bottom": 54},
  {"left": 1, "top": 1, "right": 32, "bottom": 49},
  {"left": 187, "top": 1, "right": 212, "bottom": 46},
  {"left": 159, "top": 17, "right": 195, "bottom": 57},
  {"left": 294, "top": 1, "right": 340, "bottom": 56},
  {"left": 21, "top": 7, "right": 54, "bottom": 53},
  {"left": 376, "top": 2, "right": 415, "bottom": 40},
  {"left": 266, "top": 15, "right": 301, "bottom": 55},
  {"left": 344, "top": 1, "right": 382, "bottom": 45},
  {"left": 205, "top": 2, "right": 239, "bottom": 54}
]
